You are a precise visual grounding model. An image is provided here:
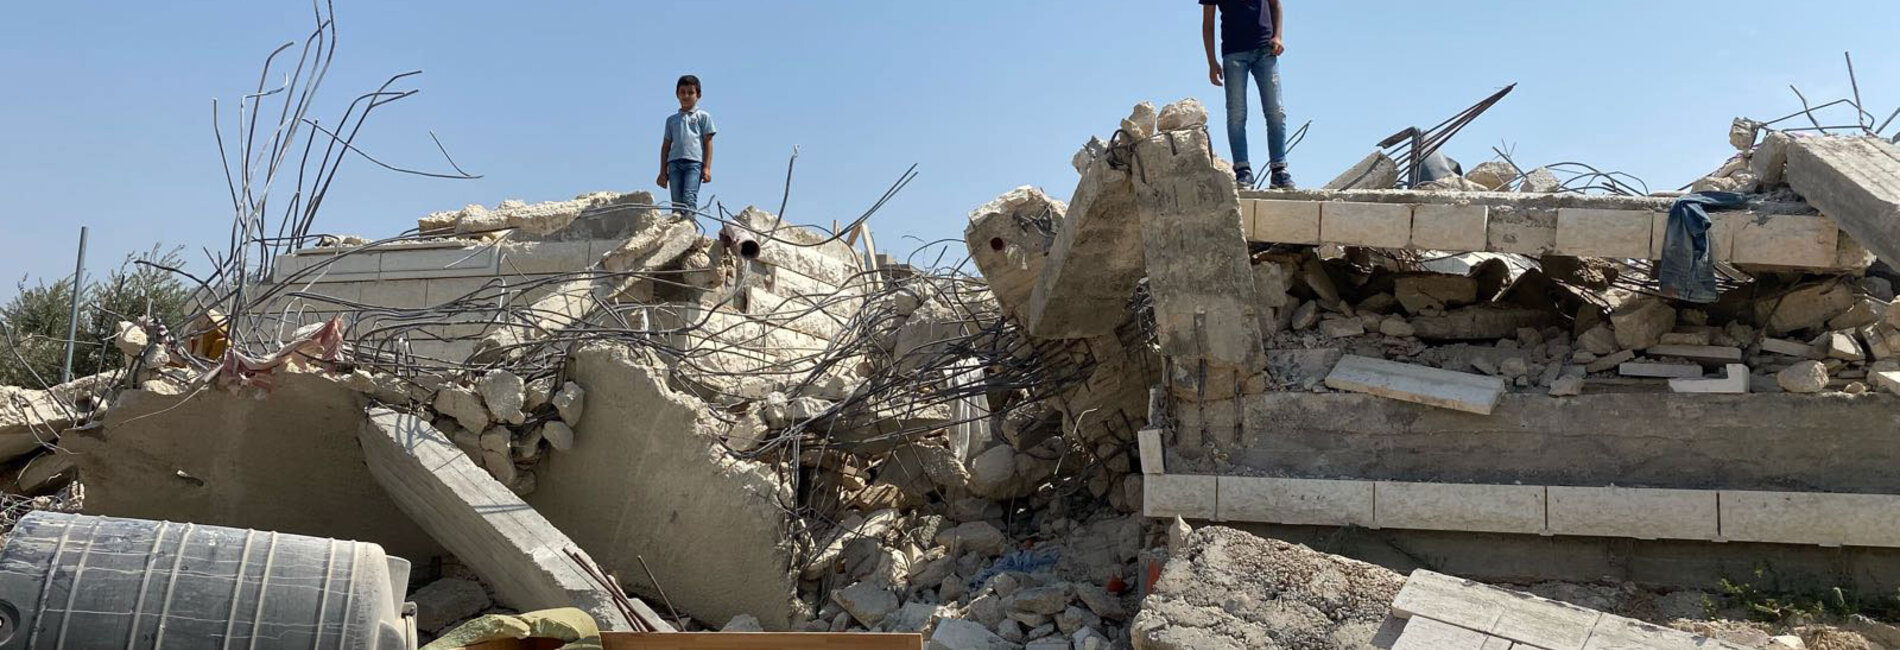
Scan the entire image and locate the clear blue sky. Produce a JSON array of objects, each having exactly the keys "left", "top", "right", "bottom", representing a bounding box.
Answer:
[{"left": 3, "top": 1, "right": 1896, "bottom": 299}]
